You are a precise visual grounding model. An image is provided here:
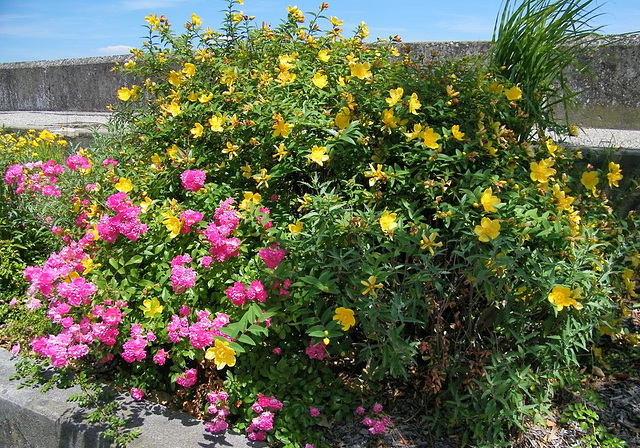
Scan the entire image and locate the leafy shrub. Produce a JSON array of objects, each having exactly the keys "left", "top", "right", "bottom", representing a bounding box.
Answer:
[{"left": 2, "top": 1, "right": 638, "bottom": 446}]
